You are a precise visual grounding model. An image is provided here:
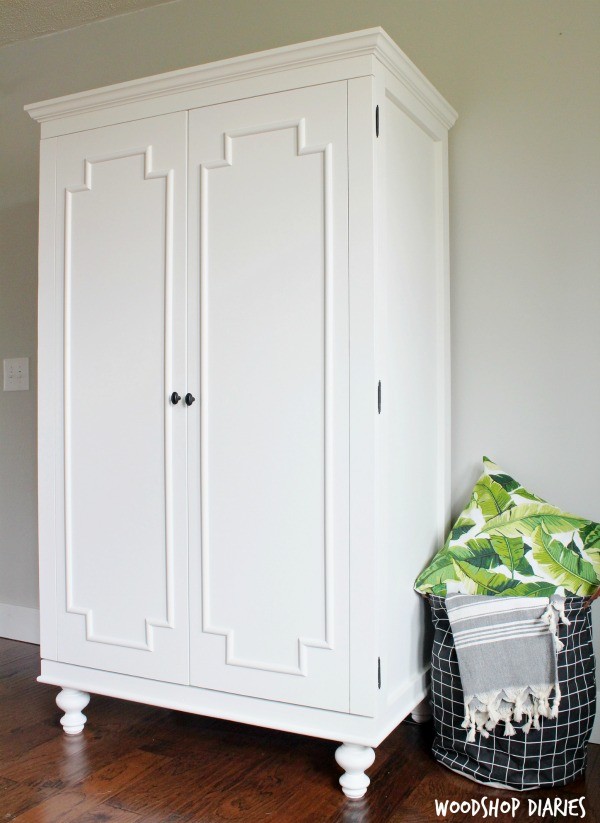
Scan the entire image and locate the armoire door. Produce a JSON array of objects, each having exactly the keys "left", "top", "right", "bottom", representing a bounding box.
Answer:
[
  {"left": 52, "top": 113, "right": 189, "bottom": 683},
  {"left": 187, "top": 82, "right": 350, "bottom": 711}
]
